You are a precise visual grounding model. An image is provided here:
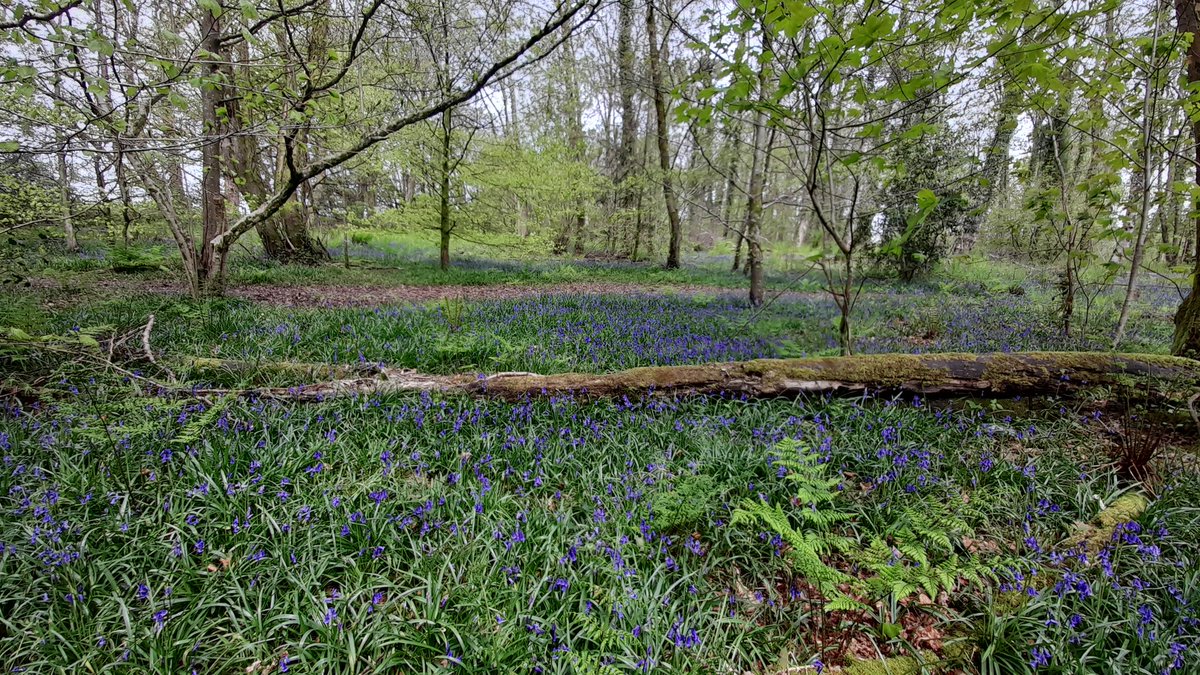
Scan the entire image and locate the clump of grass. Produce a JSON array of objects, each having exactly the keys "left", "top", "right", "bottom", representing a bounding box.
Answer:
[{"left": 1103, "top": 385, "right": 1168, "bottom": 489}]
